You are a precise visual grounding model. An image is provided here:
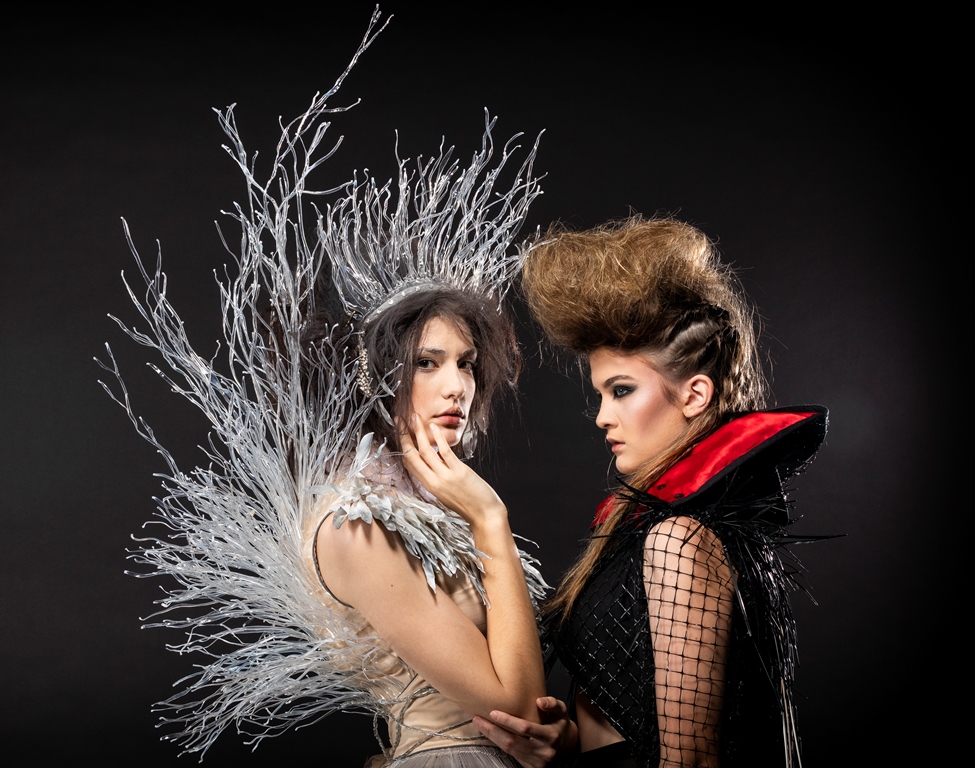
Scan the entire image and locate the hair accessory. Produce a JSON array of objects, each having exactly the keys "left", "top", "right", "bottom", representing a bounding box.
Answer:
[
  {"left": 460, "top": 419, "right": 482, "bottom": 460},
  {"left": 325, "top": 119, "right": 544, "bottom": 327}
]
